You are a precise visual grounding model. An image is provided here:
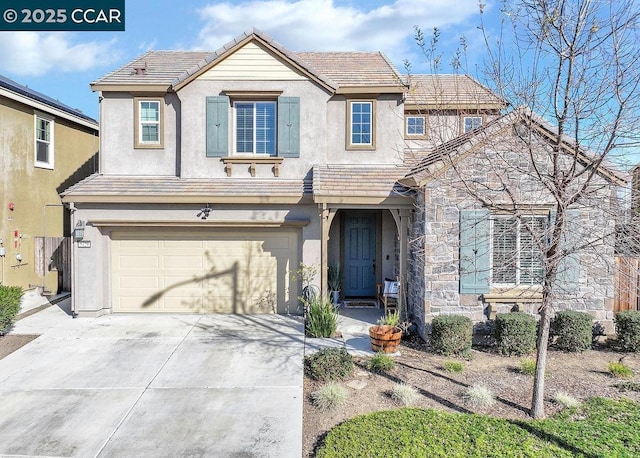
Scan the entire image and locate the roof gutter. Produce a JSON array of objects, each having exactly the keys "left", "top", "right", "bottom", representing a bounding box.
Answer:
[{"left": 0, "top": 86, "right": 98, "bottom": 130}]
